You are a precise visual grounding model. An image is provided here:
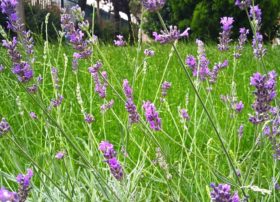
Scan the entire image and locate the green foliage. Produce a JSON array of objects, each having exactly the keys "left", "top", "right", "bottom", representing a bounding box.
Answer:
[{"left": 144, "top": 0, "right": 280, "bottom": 41}]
